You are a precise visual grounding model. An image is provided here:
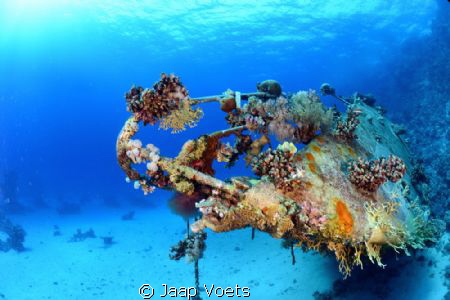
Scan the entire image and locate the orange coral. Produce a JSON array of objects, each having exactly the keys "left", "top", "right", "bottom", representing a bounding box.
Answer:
[
  {"left": 336, "top": 200, "right": 353, "bottom": 235},
  {"left": 305, "top": 152, "right": 315, "bottom": 161},
  {"left": 312, "top": 145, "right": 321, "bottom": 153},
  {"left": 308, "top": 163, "right": 317, "bottom": 174}
]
